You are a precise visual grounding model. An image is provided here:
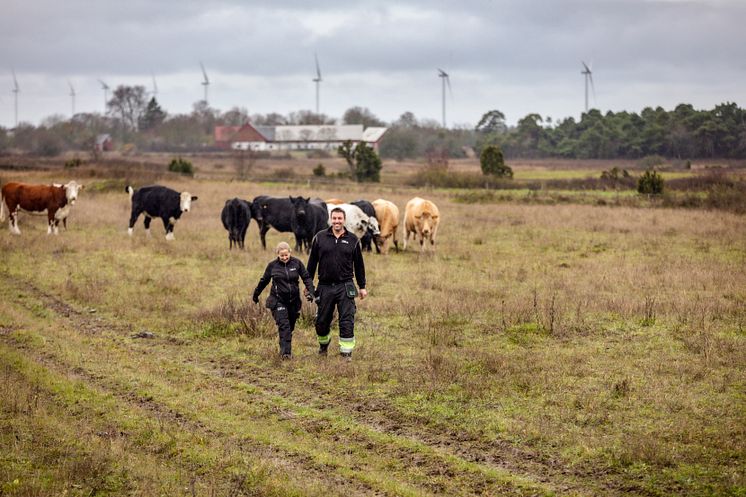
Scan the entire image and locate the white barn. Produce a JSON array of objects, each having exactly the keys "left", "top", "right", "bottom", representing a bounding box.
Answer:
[{"left": 229, "top": 124, "right": 388, "bottom": 152}]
